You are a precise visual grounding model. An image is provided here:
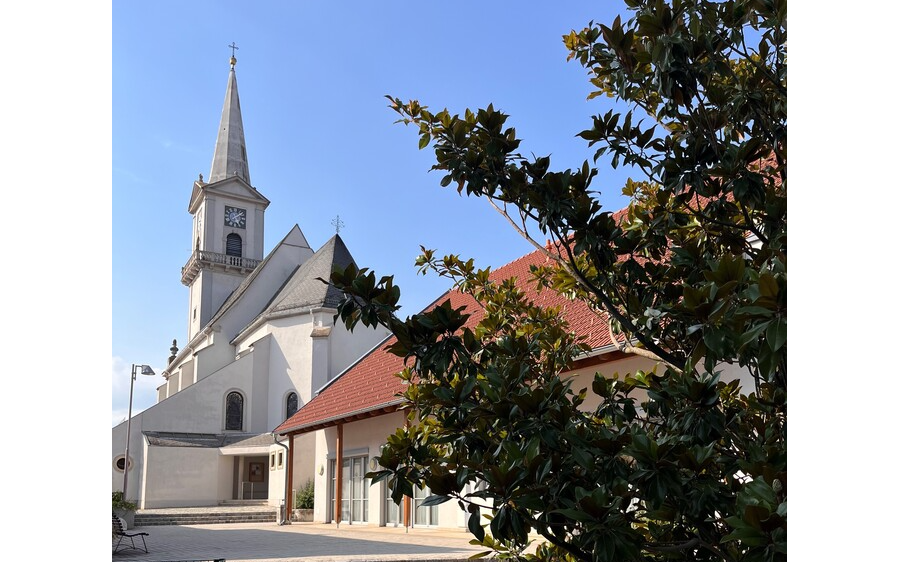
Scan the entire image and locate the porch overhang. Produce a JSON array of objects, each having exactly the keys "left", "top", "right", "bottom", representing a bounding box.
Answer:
[{"left": 276, "top": 400, "right": 403, "bottom": 437}]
